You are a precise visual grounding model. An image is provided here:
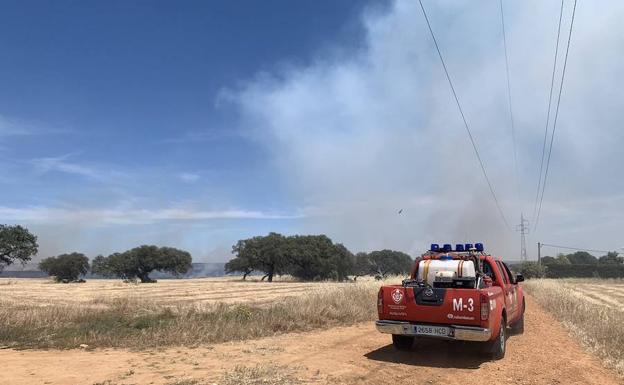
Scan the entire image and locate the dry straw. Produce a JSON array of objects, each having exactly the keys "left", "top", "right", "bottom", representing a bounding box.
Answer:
[
  {"left": 524, "top": 279, "right": 624, "bottom": 377},
  {"left": 0, "top": 278, "right": 397, "bottom": 349}
]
